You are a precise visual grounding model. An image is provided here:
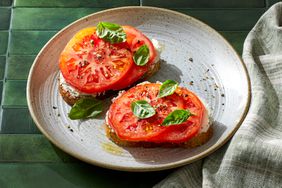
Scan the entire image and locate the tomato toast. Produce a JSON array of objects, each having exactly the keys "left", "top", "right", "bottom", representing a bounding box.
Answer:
[
  {"left": 105, "top": 81, "right": 213, "bottom": 148},
  {"left": 59, "top": 22, "right": 161, "bottom": 105}
]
